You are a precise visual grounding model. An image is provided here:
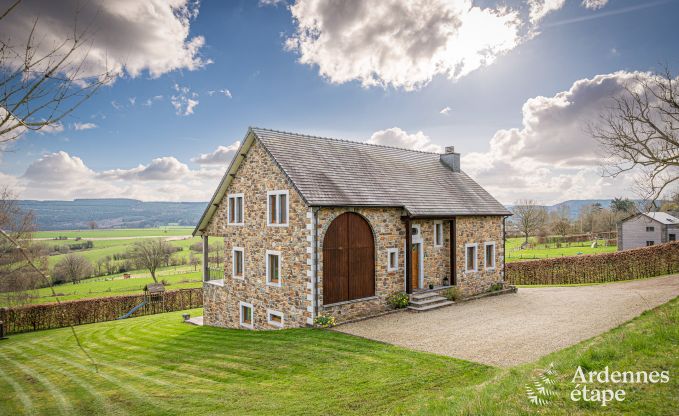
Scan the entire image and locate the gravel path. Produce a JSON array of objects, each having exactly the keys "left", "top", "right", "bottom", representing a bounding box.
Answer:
[{"left": 335, "top": 274, "right": 679, "bottom": 367}]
